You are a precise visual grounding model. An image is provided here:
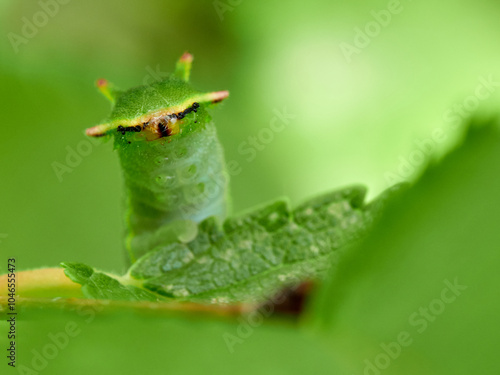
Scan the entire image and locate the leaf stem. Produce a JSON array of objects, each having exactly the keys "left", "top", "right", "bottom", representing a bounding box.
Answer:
[{"left": 0, "top": 267, "right": 84, "bottom": 299}]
